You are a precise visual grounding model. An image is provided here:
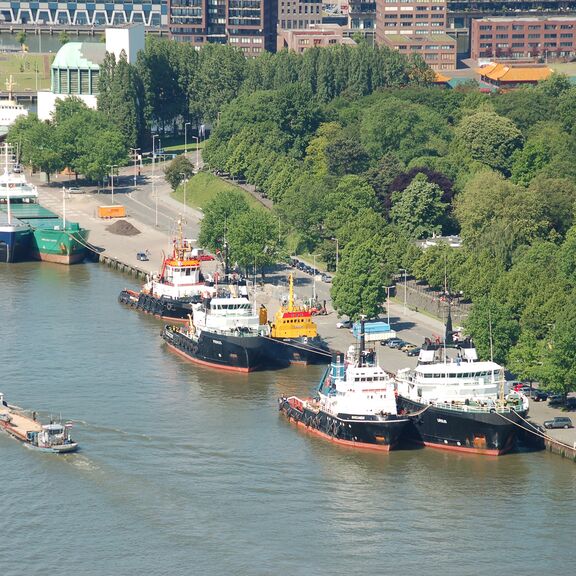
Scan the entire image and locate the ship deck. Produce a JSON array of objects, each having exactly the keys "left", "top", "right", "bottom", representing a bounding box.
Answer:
[{"left": 0, "top": 406, "right": 42, "bottom": 441}]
